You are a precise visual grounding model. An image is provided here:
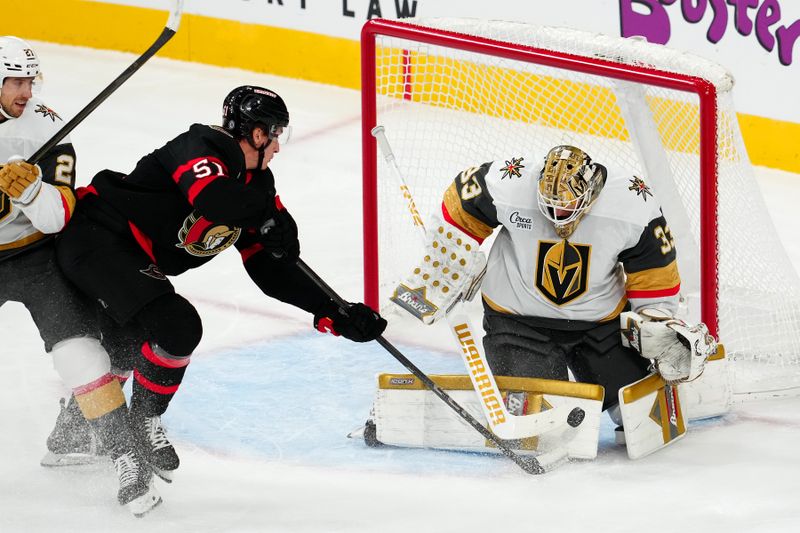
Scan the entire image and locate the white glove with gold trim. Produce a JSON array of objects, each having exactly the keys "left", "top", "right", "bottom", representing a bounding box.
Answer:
[
  {"left": 621, "top": 309, "right": 717, "bottom": 384},
  {"left": 391, "top": 216, "right": 486, "bottom": 324}
]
